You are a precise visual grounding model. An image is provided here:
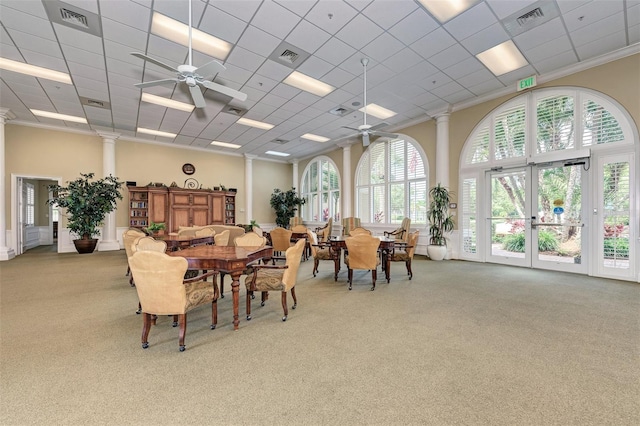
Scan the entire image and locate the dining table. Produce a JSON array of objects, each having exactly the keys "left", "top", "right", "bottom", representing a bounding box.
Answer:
[
  {"left": 156, "top": 234, "right": 214, "bottom": 251},
  {"left": 327, "top": 236, "right": 402, "bottom": 283},
  {"left": 169, "top": 245, "right": 273, "bottom": 330}
]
